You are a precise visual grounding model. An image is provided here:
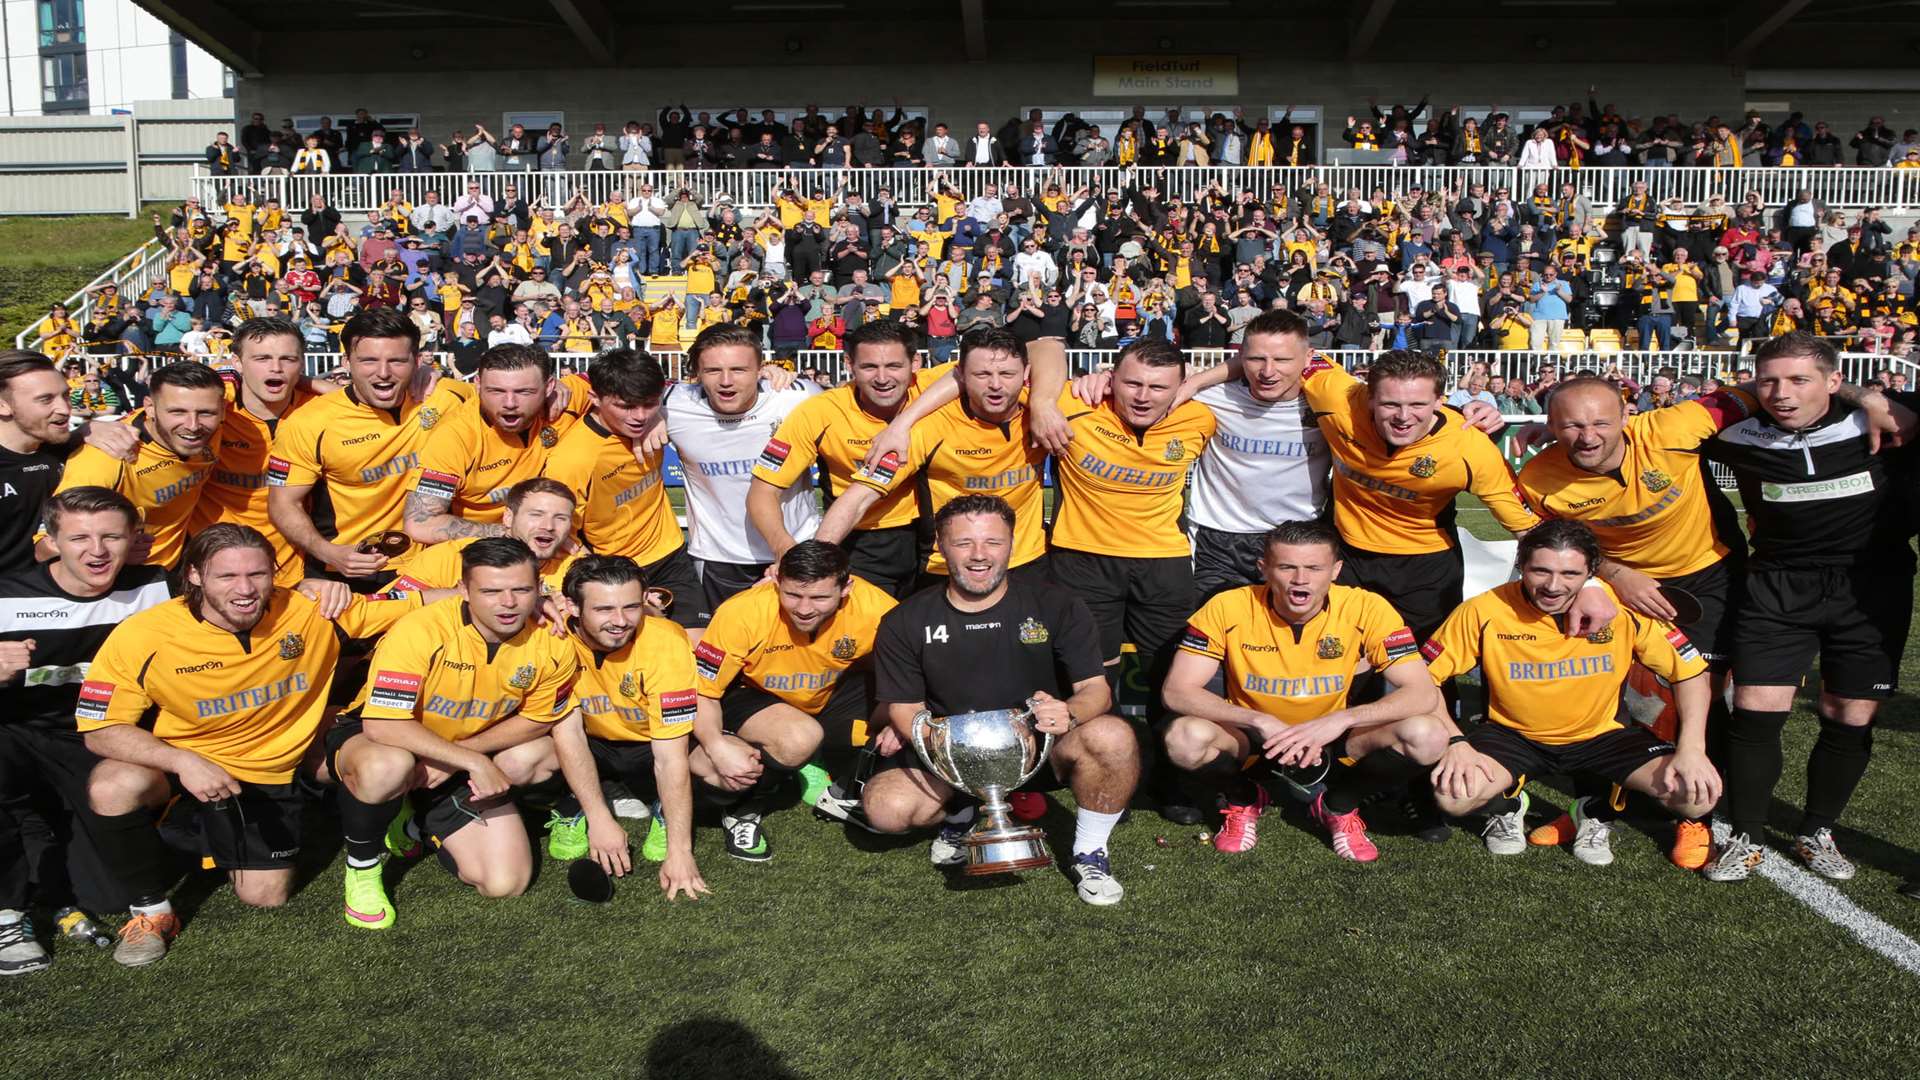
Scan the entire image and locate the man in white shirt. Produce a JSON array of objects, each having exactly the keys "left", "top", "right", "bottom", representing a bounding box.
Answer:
[
  {"left": 486, "top": 313, "right": 533, "bottom": 347},
  {"left": 409, "top": 191, "right": 455, "bottom": 235},
  {"left": 624, "top": 184, "right": 668, "bottom": 276},
  {"left": 925, "top": 123, "right": 960, "bottom": 168},
  {"left": 451, "top": 183, "right": 493, "bottom": 224},
  {"left": 1012, "top": 241, "right": 1057, "bottom": 291},
  {"left": 966, "top": 122, "right": 1002, "bottom": 166},
  {"left": 661, "top": 325, "right": 820, "bottom": 623},
  {"left": 967, "top": 185, "right": 1003, "bottom": 226},
  {"left": 1444, "top": 264, "right": 1484, "bottom": 350}
]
